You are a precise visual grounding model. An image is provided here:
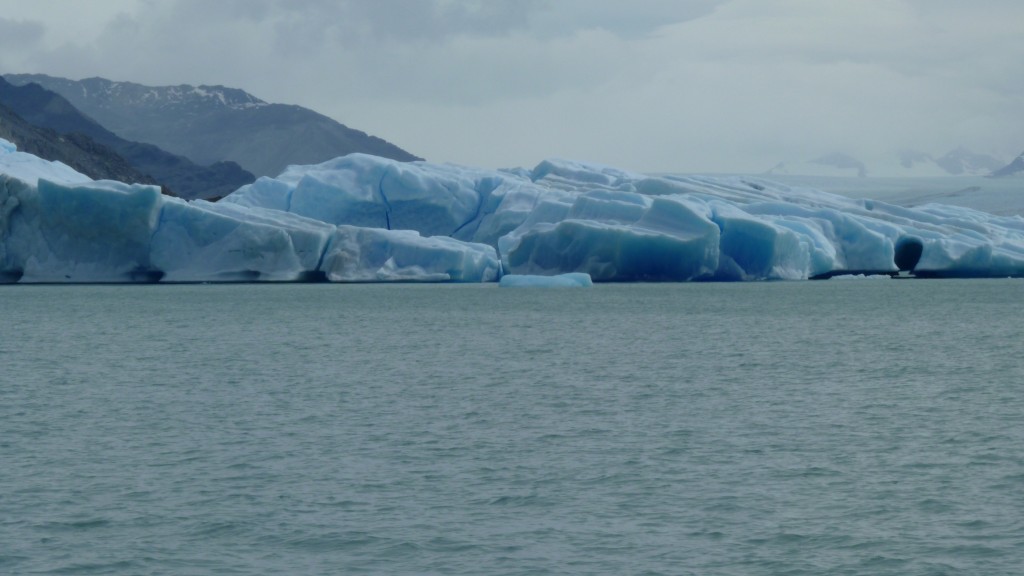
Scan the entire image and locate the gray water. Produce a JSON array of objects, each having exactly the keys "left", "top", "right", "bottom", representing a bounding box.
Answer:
[{"left": 2, "top": 280, "right": 1024, "bottom": 575}]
